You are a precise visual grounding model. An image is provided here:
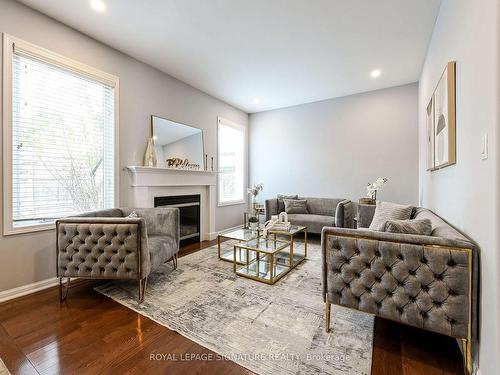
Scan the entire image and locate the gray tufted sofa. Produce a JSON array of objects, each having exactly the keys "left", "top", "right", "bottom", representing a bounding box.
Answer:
[
  {"left": 321, "top": 205, "right": 479, "bottom": 374},
  {"left": 265, "top": 197, "right": 354, "bottom": 233},
  {"left": 56, "top": 207, "right": 180, "bottom": 303}
]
